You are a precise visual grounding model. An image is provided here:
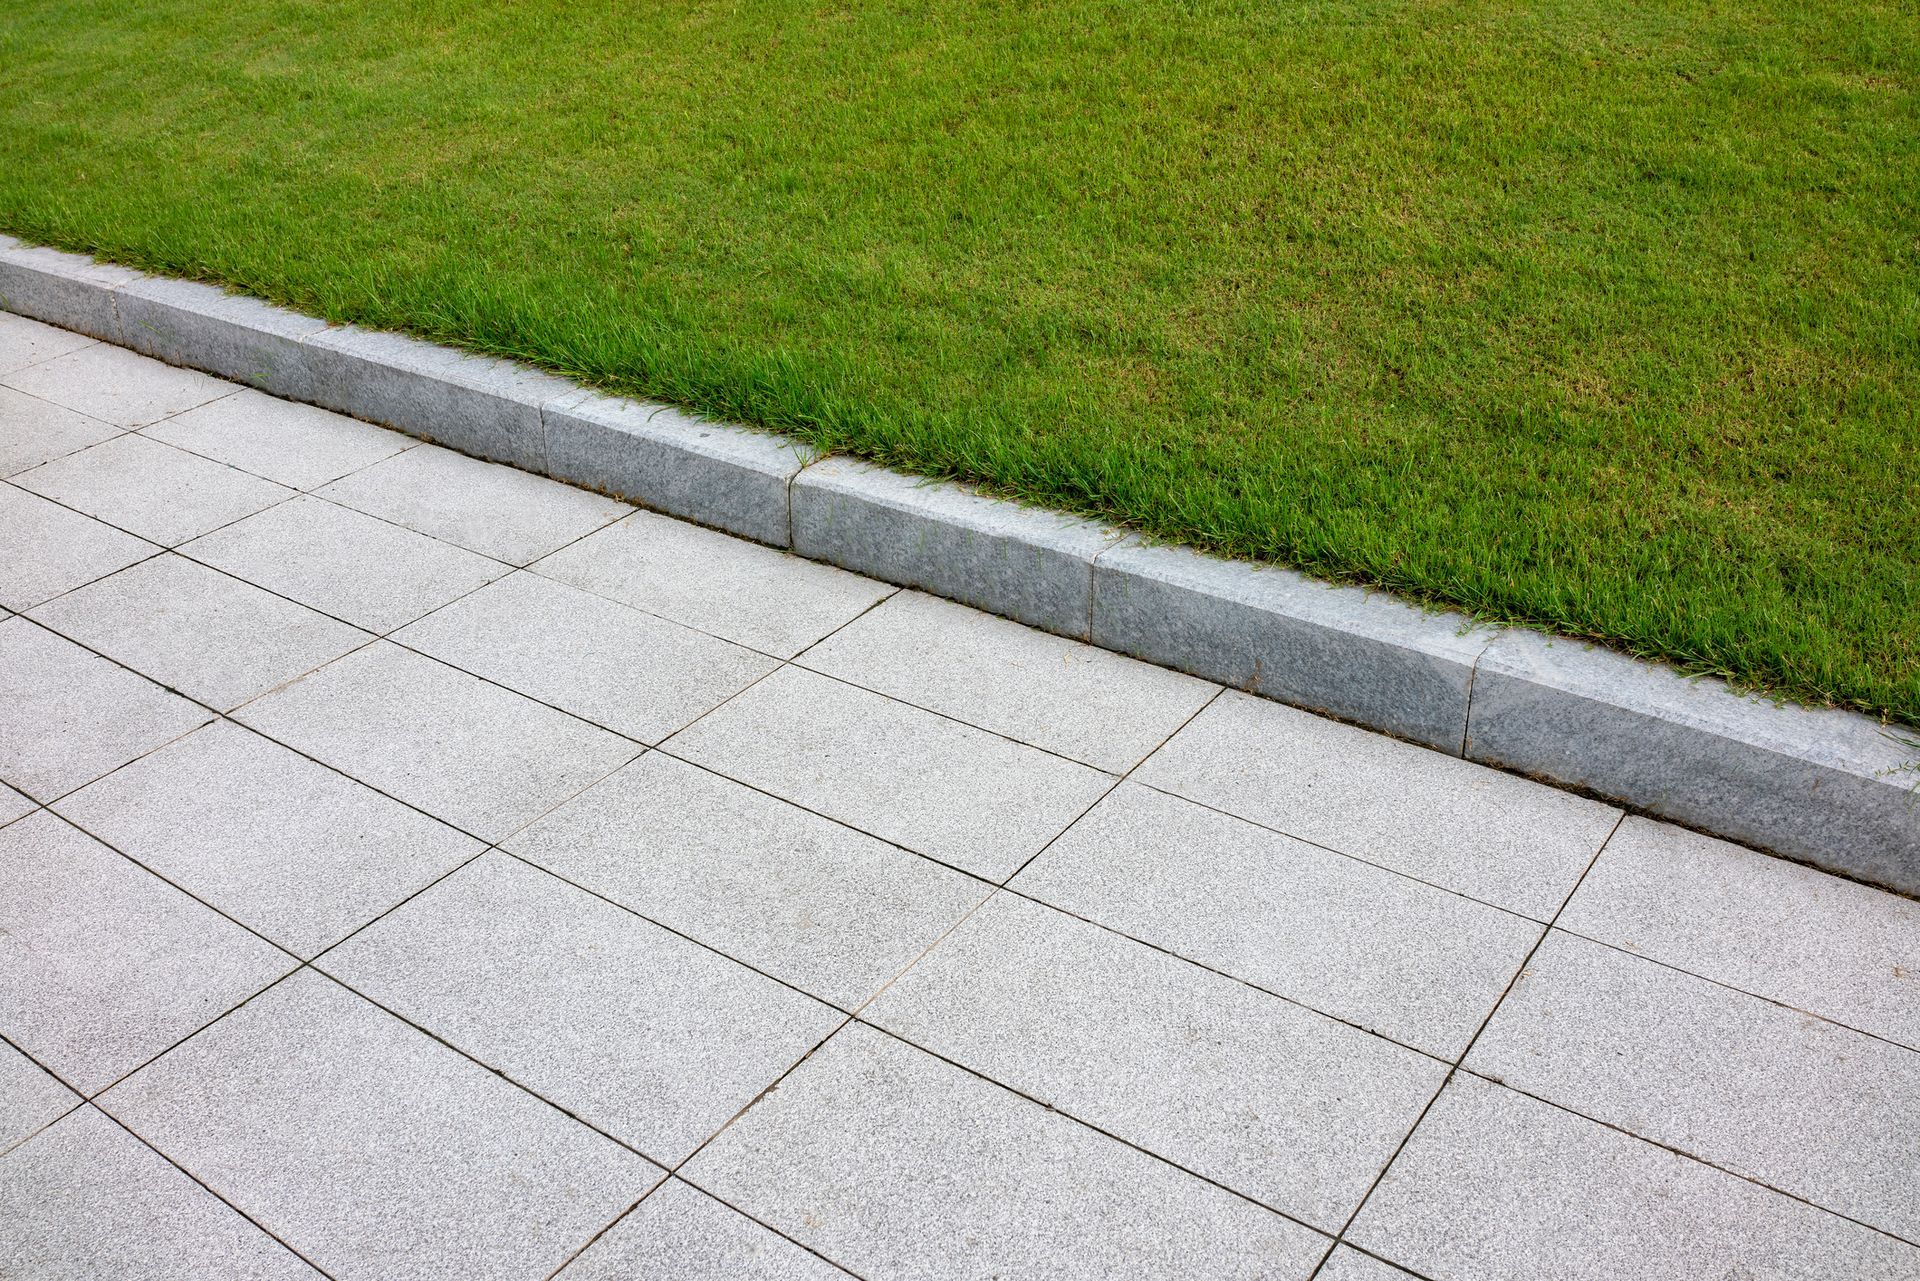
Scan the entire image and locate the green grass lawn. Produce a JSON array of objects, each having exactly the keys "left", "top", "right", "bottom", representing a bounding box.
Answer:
[{"left": 3, "top": 0, "right": 1915, "bottom": 723}]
